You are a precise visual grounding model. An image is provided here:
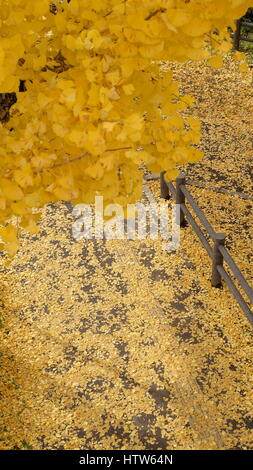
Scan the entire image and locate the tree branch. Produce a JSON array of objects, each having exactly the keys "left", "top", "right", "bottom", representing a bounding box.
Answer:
[
  {"left": 145, "top": 8, "right": 166, "bottom": 21},
  {"left": 205, "top": 33, "right": 222, "bottom": 45},
  {"left": 35, "top": 147, "right": 133, "bottom": 173}
]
